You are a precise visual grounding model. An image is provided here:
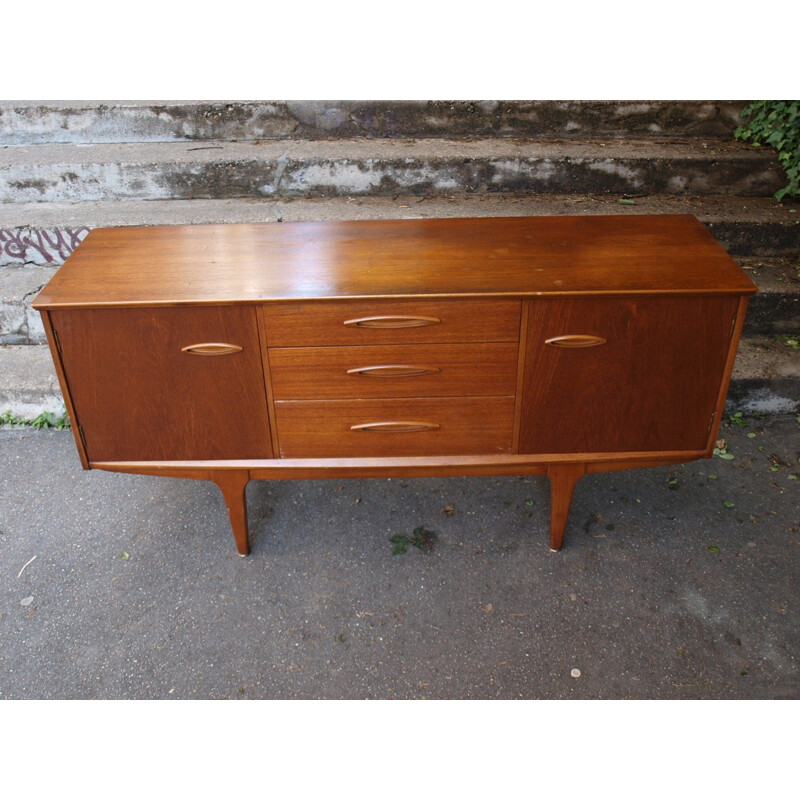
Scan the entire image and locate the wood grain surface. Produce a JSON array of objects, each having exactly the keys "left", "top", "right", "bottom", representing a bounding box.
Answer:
[
  {"left": 518, "top": 295, "right": 740, "bottom": 454},
  {"left": 33, "top": 215, "right": 756, "bottom": 309},
  {"left": 49, "top": 305, "right": 273, "bottom": 461},
  {"left": 268, "top": 342, "right": 519, "bottom": 399},
  {"left": 261, "top": 299, "right": 521, "bottom": 346},
  {"left": 274, "top": 396, "right": 515, "bottom": 458}
]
